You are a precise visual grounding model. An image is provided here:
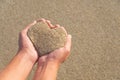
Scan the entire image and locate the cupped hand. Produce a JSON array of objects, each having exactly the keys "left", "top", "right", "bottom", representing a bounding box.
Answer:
[
  {"left": 18, "top": 20, "right": 38, "bottom": 62},
  {"left": 18, "top": 18, "right": 72, "bottom": 65},
  {"left": 38, "top": 19, "right": 72, "bottom": 65}
]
